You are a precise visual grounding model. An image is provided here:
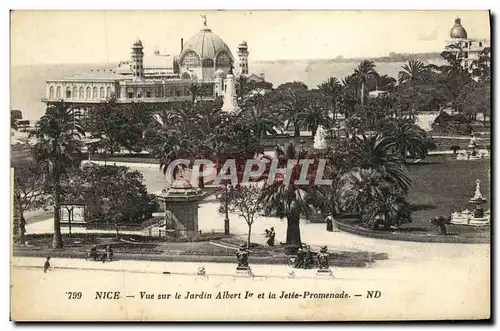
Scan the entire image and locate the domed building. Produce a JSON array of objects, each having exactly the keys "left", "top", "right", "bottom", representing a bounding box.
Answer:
[
  {"left": 178, "top": 27, "right": 235, "bottom": 81},
  {"left": 450, "top": 18, "right": 468, "bottom": 39},
  {"left": 445, "top": 17, "right": 490, "bottom": 69}
]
